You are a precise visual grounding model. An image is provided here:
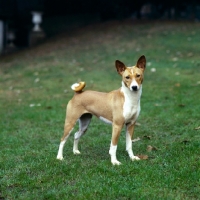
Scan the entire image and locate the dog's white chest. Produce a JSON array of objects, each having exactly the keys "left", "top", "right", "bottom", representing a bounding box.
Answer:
[
  {"left": 121, "top": 86, "right": 141, "bottom": 124},
  {"left": 123, "top": 99, "right": 140, "bottom": 123}
]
